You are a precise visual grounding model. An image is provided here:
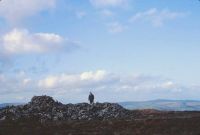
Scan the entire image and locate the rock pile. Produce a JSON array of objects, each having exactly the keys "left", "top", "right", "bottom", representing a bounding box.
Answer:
[{"left": 0, "top": 95, "right": 129, "bottom": 121}]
